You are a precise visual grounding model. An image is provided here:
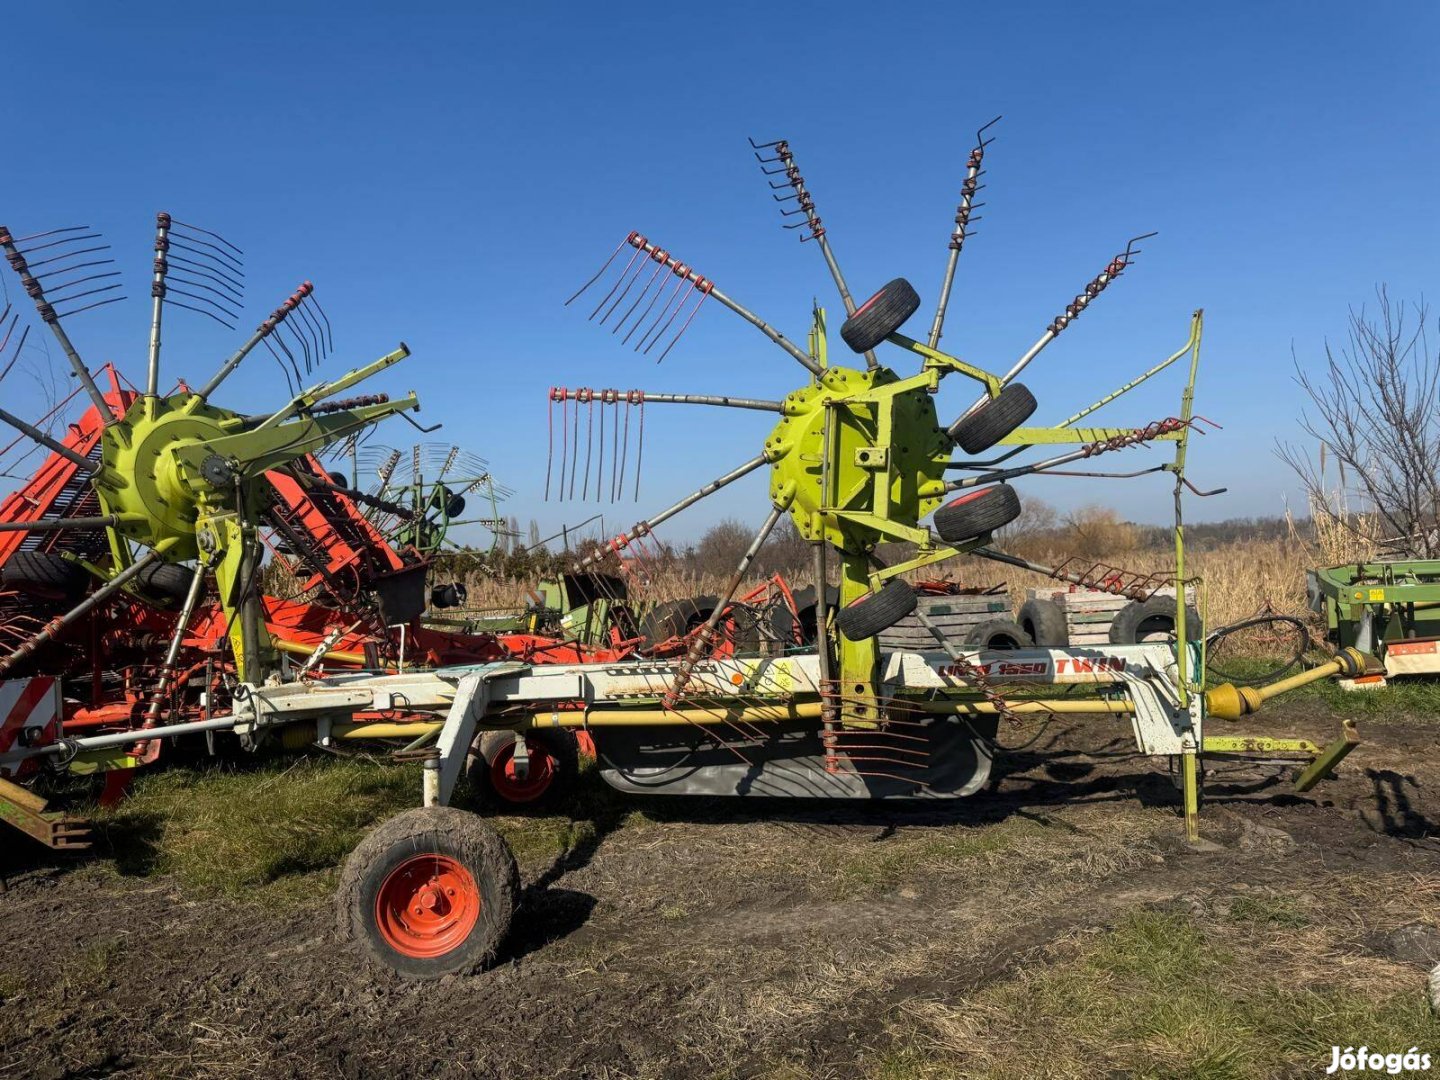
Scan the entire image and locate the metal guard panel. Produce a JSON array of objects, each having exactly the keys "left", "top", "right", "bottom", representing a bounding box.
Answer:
[{"left": 594, "top": 716, "right": 997, "bottom": 800}]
